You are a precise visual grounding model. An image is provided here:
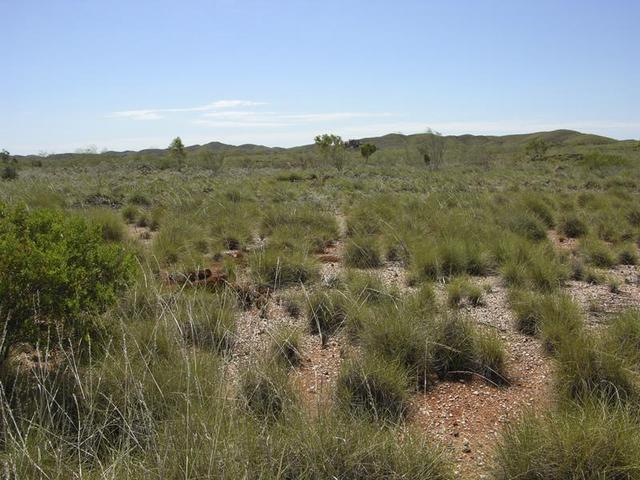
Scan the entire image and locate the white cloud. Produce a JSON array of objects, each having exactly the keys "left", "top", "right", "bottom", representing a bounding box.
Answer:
[
  {"left": 196, "top": 110, "right": 394, "bottom": 127},
  {"left": 110, "top": 99, "right": 266, "bottom": 120}
]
